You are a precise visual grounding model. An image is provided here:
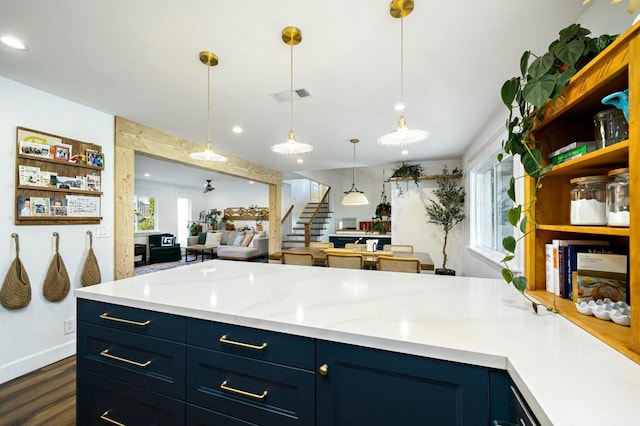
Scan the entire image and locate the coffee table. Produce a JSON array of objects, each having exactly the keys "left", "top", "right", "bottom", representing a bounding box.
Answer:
[{"left": 185, "top": 245, "right": 215, "bottom": 262}]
